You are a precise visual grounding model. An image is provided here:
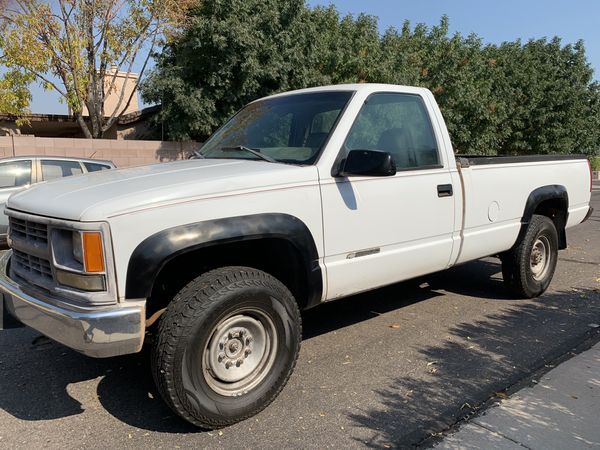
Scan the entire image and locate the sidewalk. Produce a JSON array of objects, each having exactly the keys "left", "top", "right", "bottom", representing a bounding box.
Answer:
[{"left": 434, "top": 342, "right": 600, "bottom": 450}]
